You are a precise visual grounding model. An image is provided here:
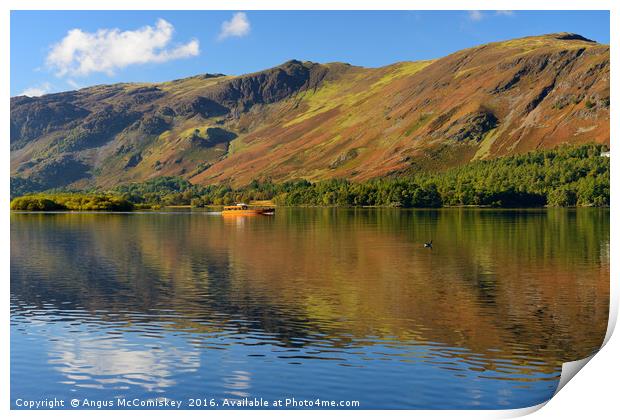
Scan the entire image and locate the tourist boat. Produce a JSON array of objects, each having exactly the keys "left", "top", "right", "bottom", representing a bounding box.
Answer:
[{"left": 221, "top": 203, "right": 275, "bottom": 216}]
